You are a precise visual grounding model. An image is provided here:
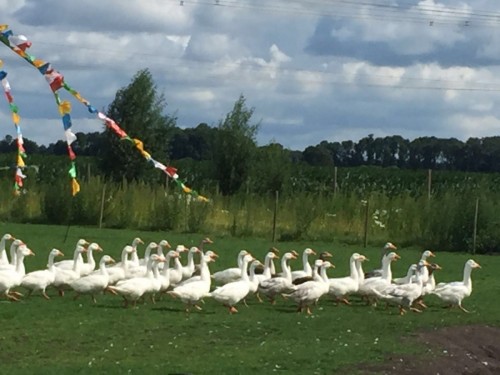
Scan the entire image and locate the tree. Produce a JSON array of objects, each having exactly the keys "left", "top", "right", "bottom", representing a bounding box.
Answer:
[
  {"left": 252, "top": 142, "right": 292, "bottom": 194},
  {"left": 98, "top": 69, "right": 175, "bottom": 182},
  {"left": 213, "top": 95, "right": 260, "bottom": 195}
]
